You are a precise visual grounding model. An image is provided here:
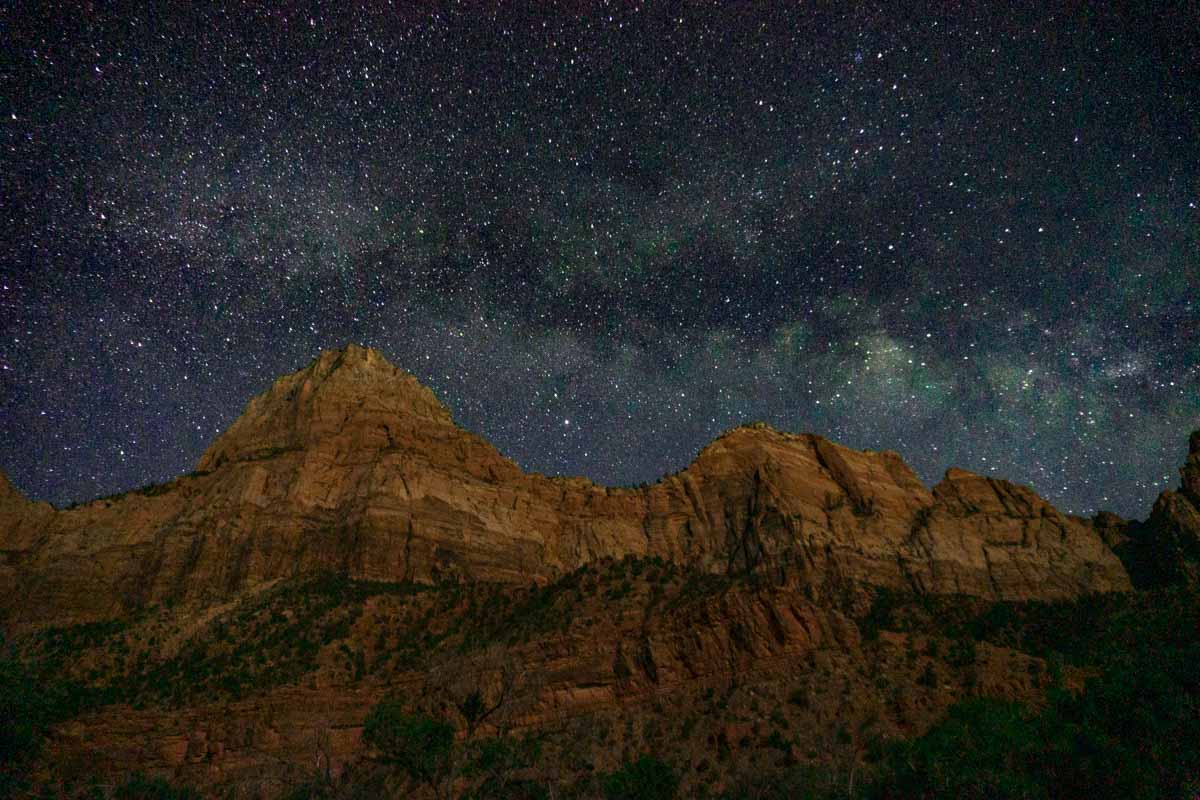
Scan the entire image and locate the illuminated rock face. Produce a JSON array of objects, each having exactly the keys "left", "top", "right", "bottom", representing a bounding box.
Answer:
[{"left": 0, "top": 344, "right": 1130, "bottom": 630}]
